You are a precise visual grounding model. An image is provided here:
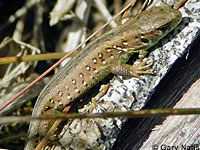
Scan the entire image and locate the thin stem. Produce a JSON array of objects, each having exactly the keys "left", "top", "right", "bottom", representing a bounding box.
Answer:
[{"left": 1, "top": 108, "right": 200, "bottom": 124}]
